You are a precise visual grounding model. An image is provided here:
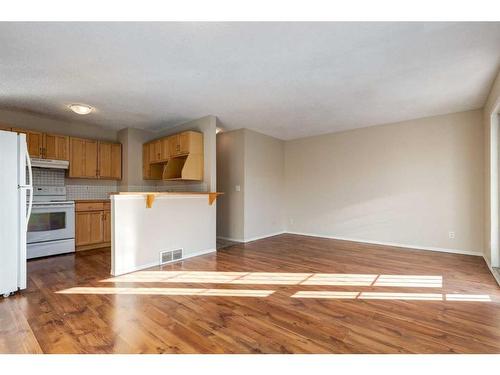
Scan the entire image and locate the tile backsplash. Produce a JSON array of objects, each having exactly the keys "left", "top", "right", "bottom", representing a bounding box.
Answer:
[
  {"left": 32, "top": 168, "right": 65, "bottom": 186},
  {"left": 66, "top": 184, "right": 119, "bottom": 200},
  {"left": 32, "top": 167, "right": 208, "bottom": 200}
]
